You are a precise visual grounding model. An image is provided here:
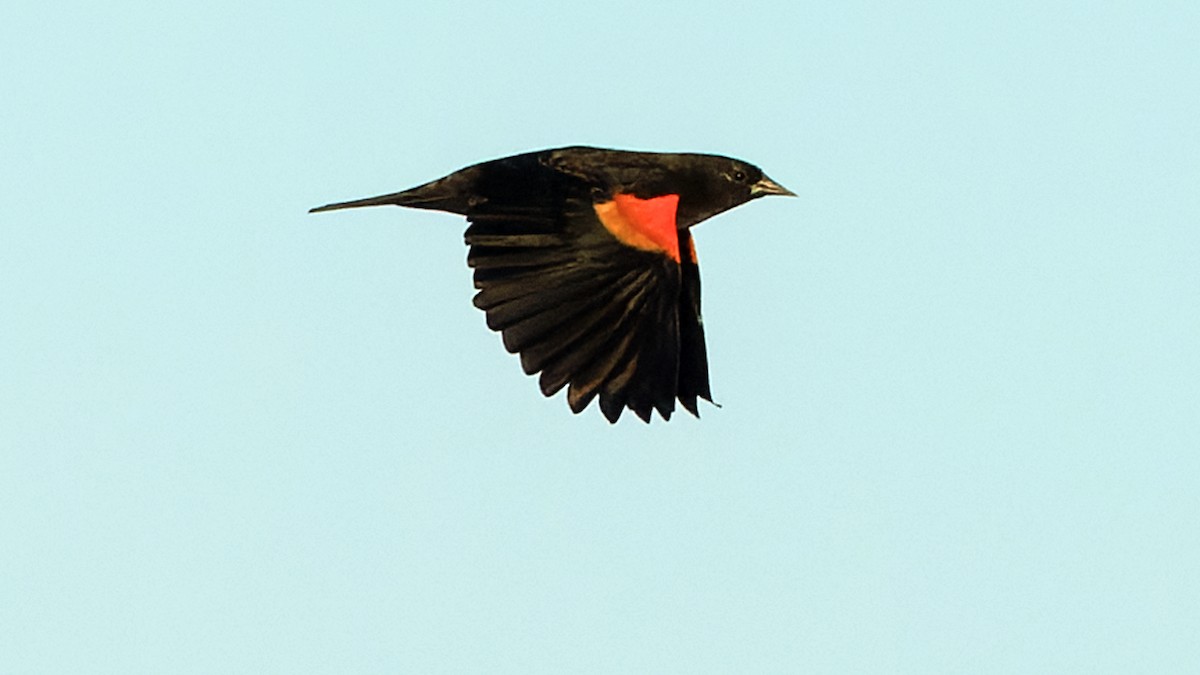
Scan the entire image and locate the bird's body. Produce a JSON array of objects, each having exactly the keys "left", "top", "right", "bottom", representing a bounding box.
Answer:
[{"left": 311, "top": 146, "right": 793, "bottom": 423}]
